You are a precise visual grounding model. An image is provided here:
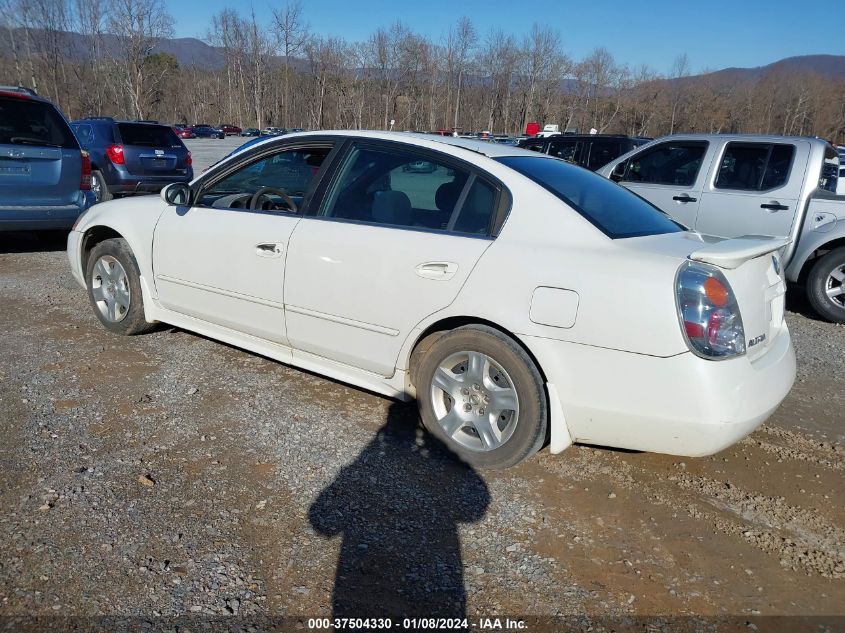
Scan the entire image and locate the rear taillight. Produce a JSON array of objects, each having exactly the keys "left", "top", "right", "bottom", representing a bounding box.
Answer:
[
  {"left": 676, "top": 261, "right": 745, "bottom": 359},
  {"left": 185, "top": 152, "right": 192, "bottom": 167},
  {"left": 106, "top": 144, "right": 125, "bottom": 164},
  {"left": 80, "top": 150, "right": 92, "bottom": 190}
]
